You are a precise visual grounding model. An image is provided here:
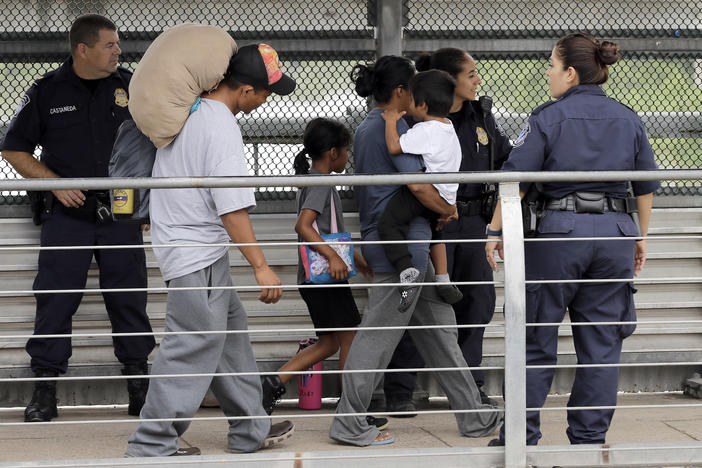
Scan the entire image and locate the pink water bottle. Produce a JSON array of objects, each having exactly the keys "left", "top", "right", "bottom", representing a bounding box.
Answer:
[{"left": 298, "top": 338, "right": 322, "bottom": 410}]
